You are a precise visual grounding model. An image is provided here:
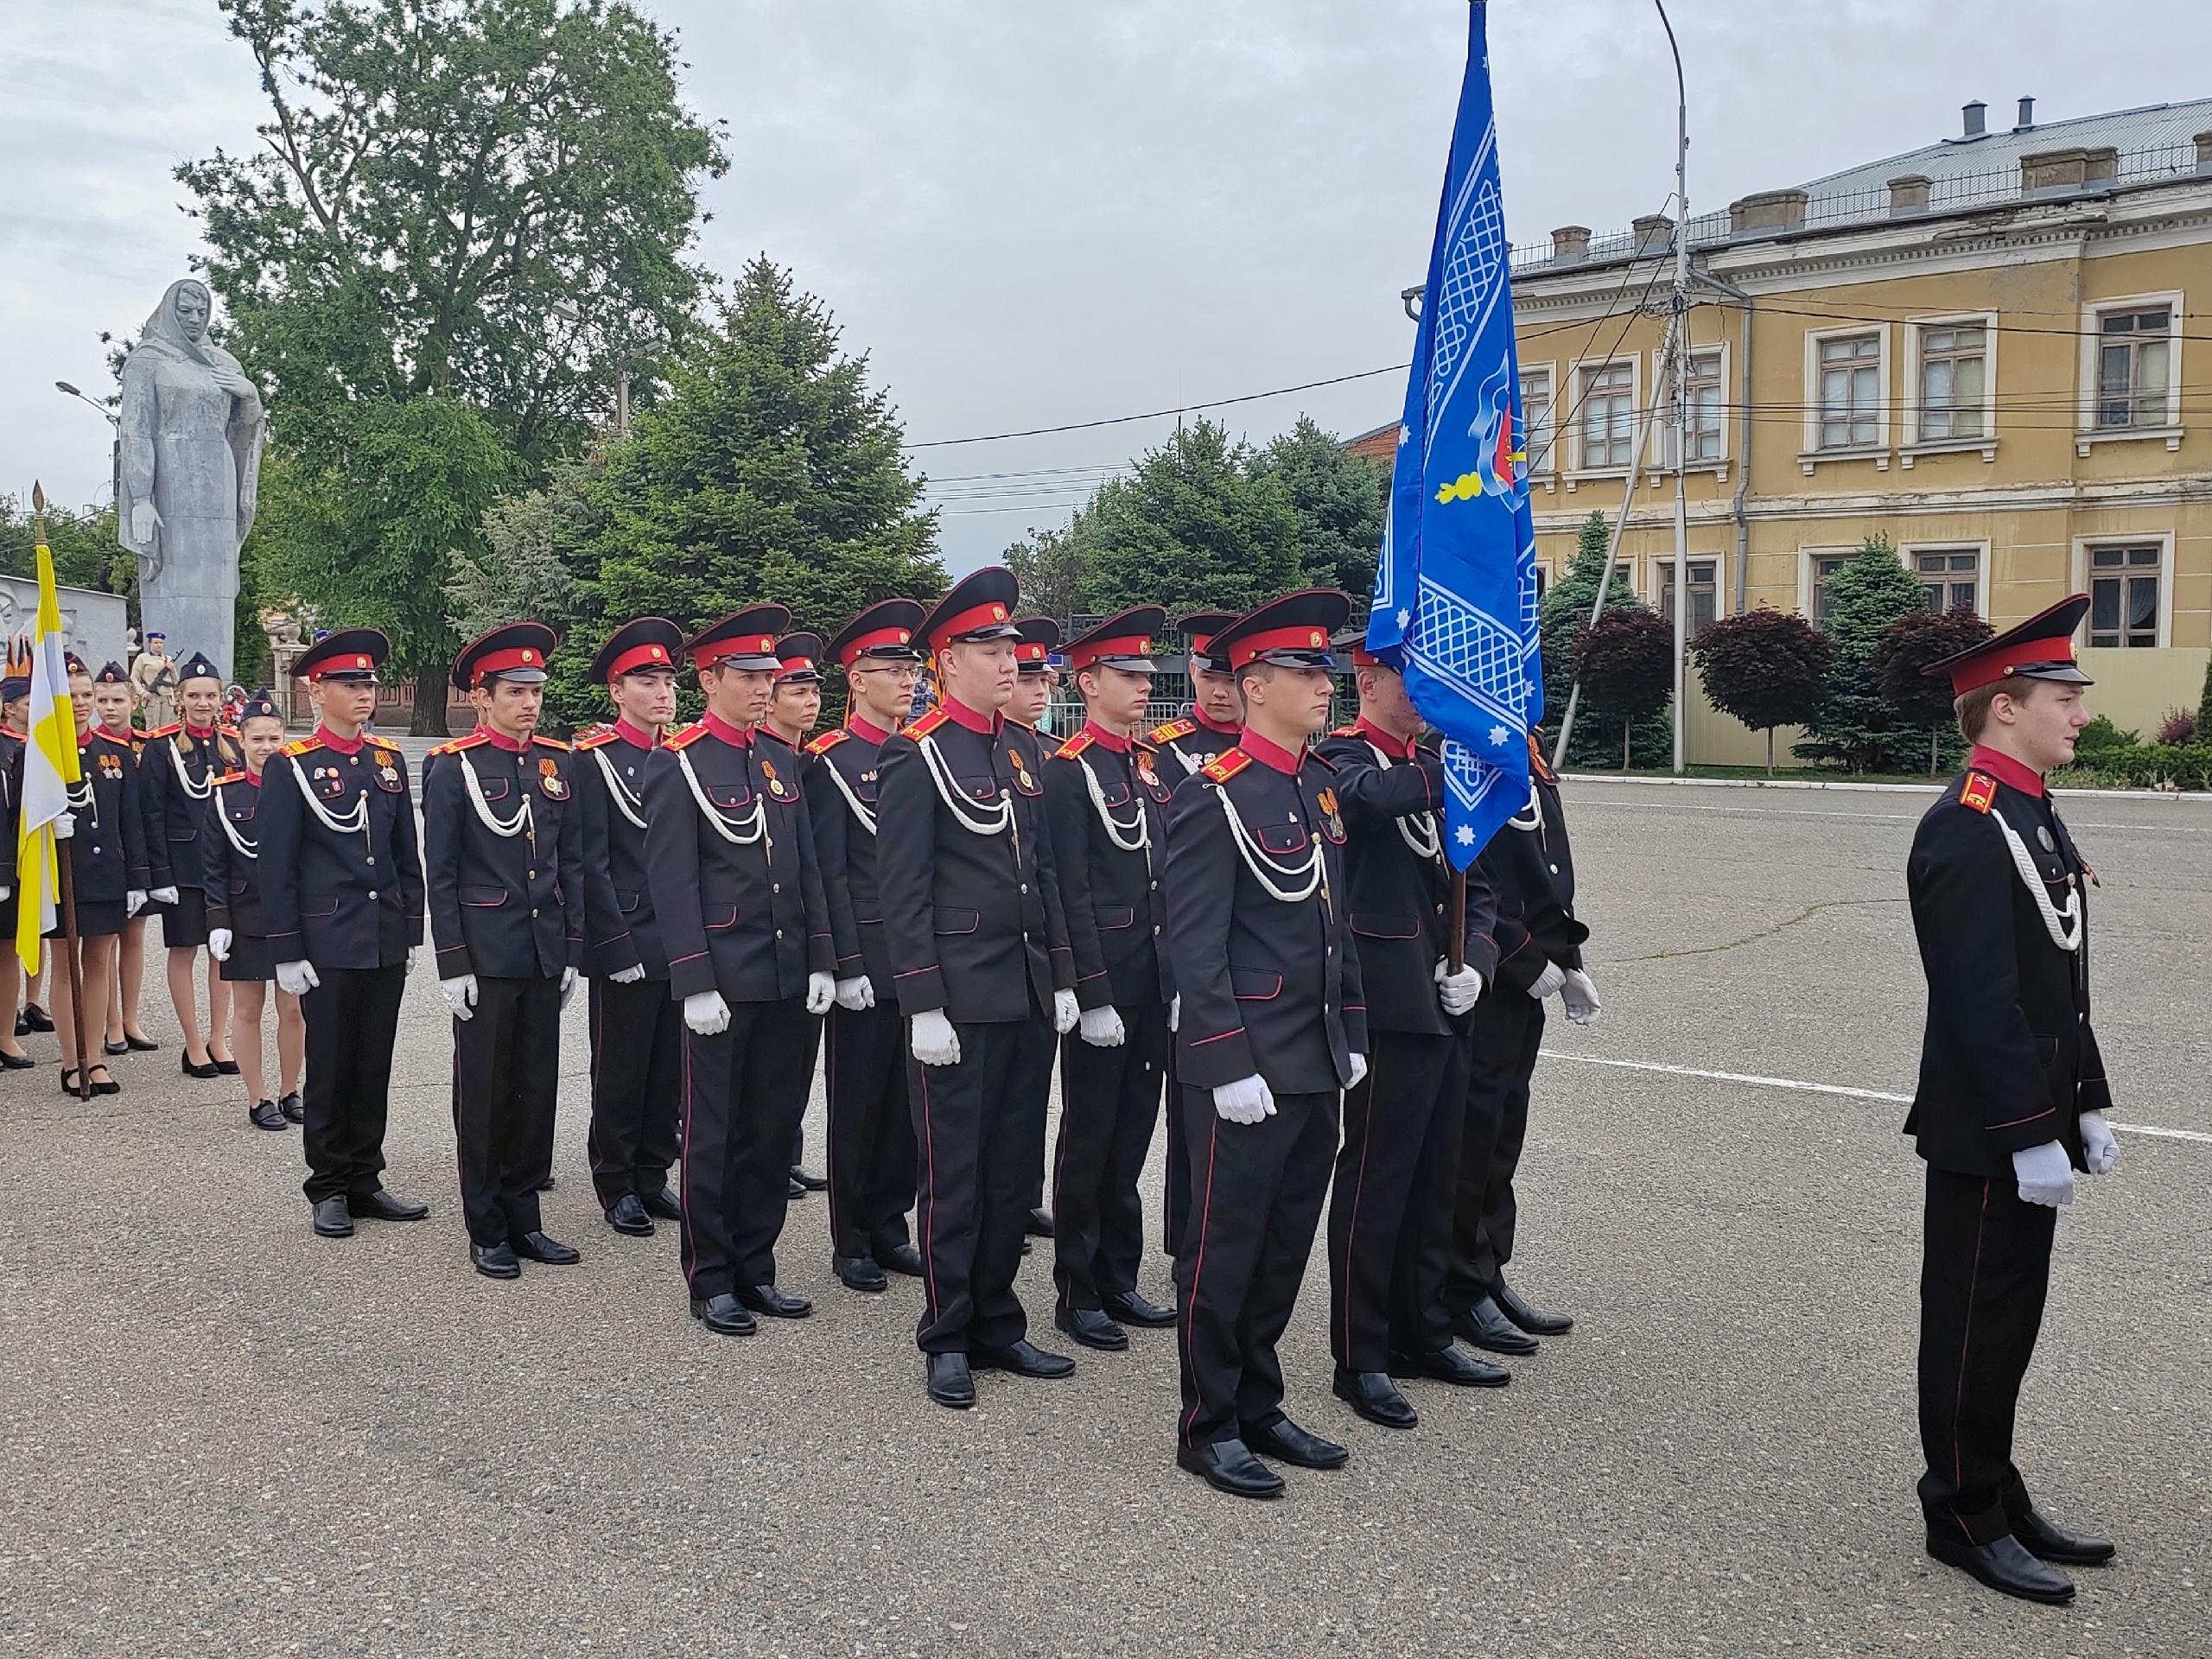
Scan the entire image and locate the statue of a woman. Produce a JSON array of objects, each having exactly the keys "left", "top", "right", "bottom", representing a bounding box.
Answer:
[{"left": 117, "top": 278, "right": 266, "bottom": 680}]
